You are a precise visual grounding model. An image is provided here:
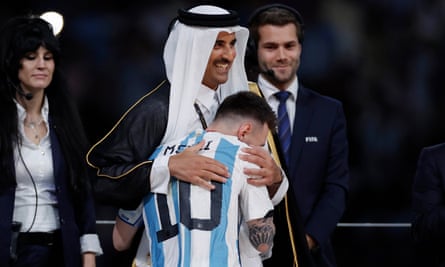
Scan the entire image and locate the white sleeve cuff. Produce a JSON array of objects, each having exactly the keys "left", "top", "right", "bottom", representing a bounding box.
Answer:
[
  {"left": 271, "top": 170, "right": 289, "bottom": 205},
  {"left": 118, "top": 203, "right": 143, "bottom": 227},
  {"left": 80, "top": 234, "right": 103, "bottom": 256},
  {"left": 149, "top": 156, "right": 171, "bottom": 194}
]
